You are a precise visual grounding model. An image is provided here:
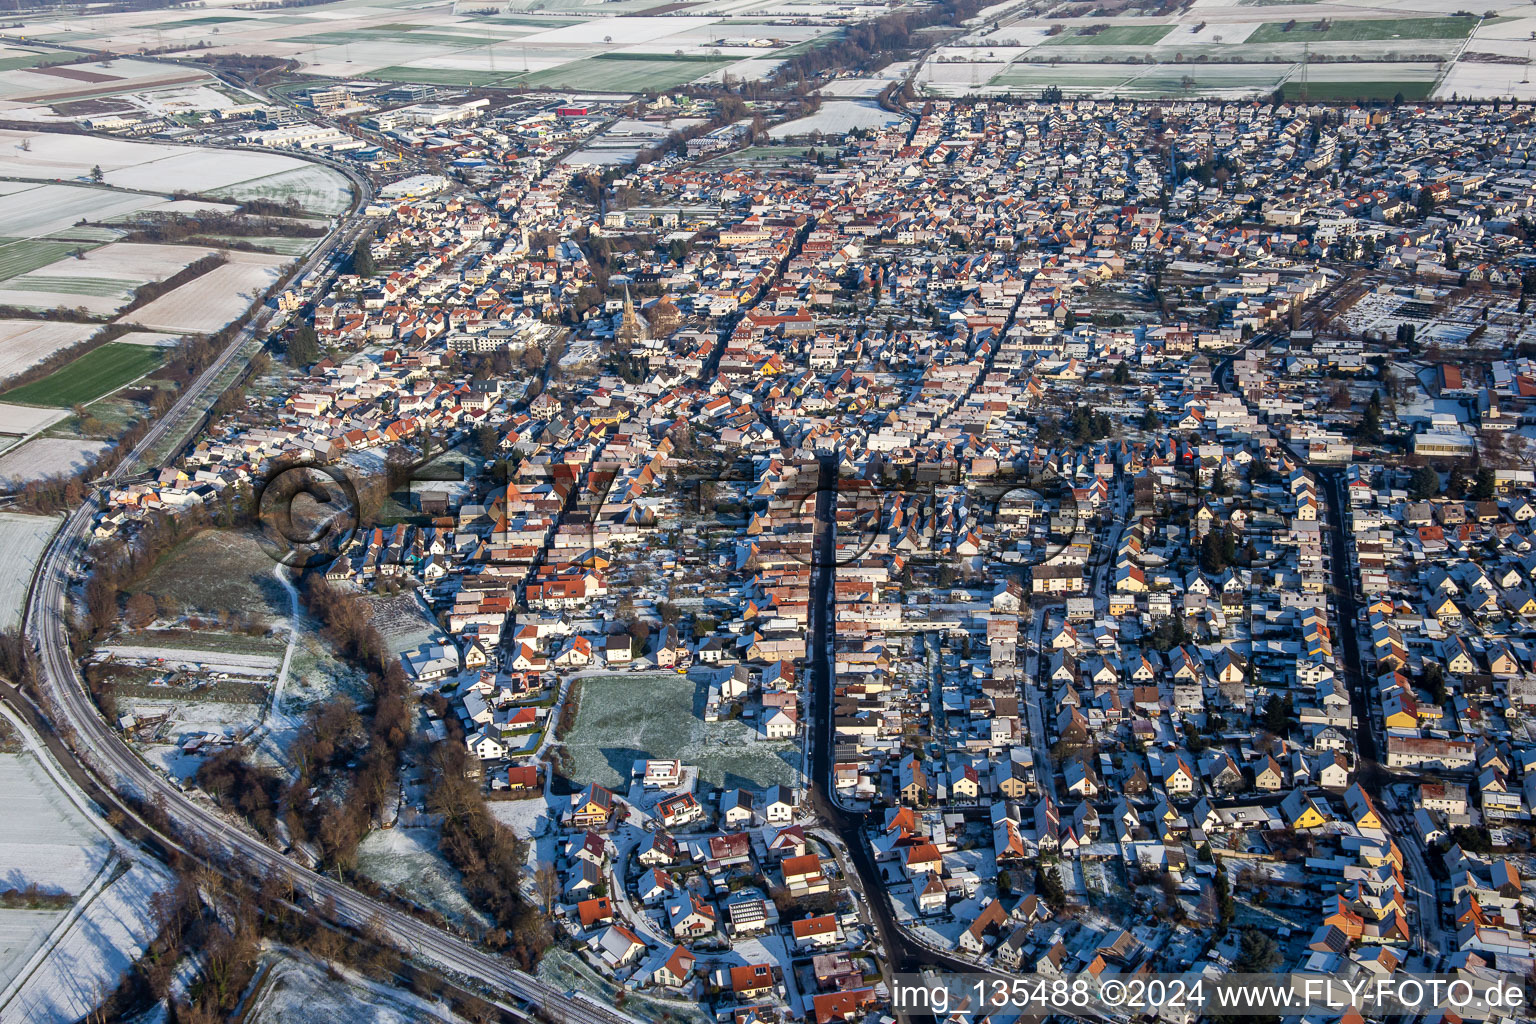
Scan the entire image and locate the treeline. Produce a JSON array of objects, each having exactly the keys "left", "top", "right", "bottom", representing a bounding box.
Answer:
[
  {"left": 430, "top": 739, "right": 550, "bottom": 966},
  {"left": 196, "top": 577, "right": 411, "bottom": 872},
  {"left": 113, "top": 211, "right": 325, "bottom": 245},
  {"left": 119, "top": 253, "right": 228, "bottom": 317},
  {"left": 765, "top": 0, "right": 984, "bottom": 92}
]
